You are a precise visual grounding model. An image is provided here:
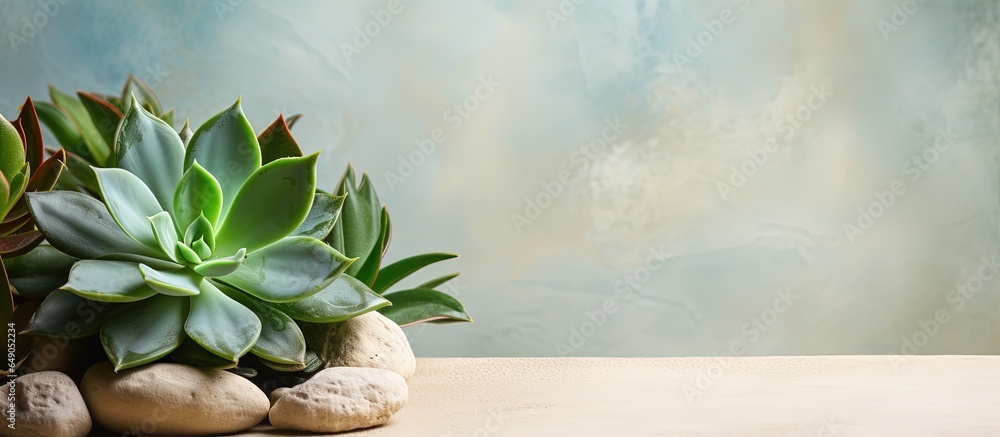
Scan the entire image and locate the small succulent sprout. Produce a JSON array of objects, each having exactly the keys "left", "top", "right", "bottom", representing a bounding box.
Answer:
[{"left": 25, "top": 96, "right": 388, "bottom": 371}]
